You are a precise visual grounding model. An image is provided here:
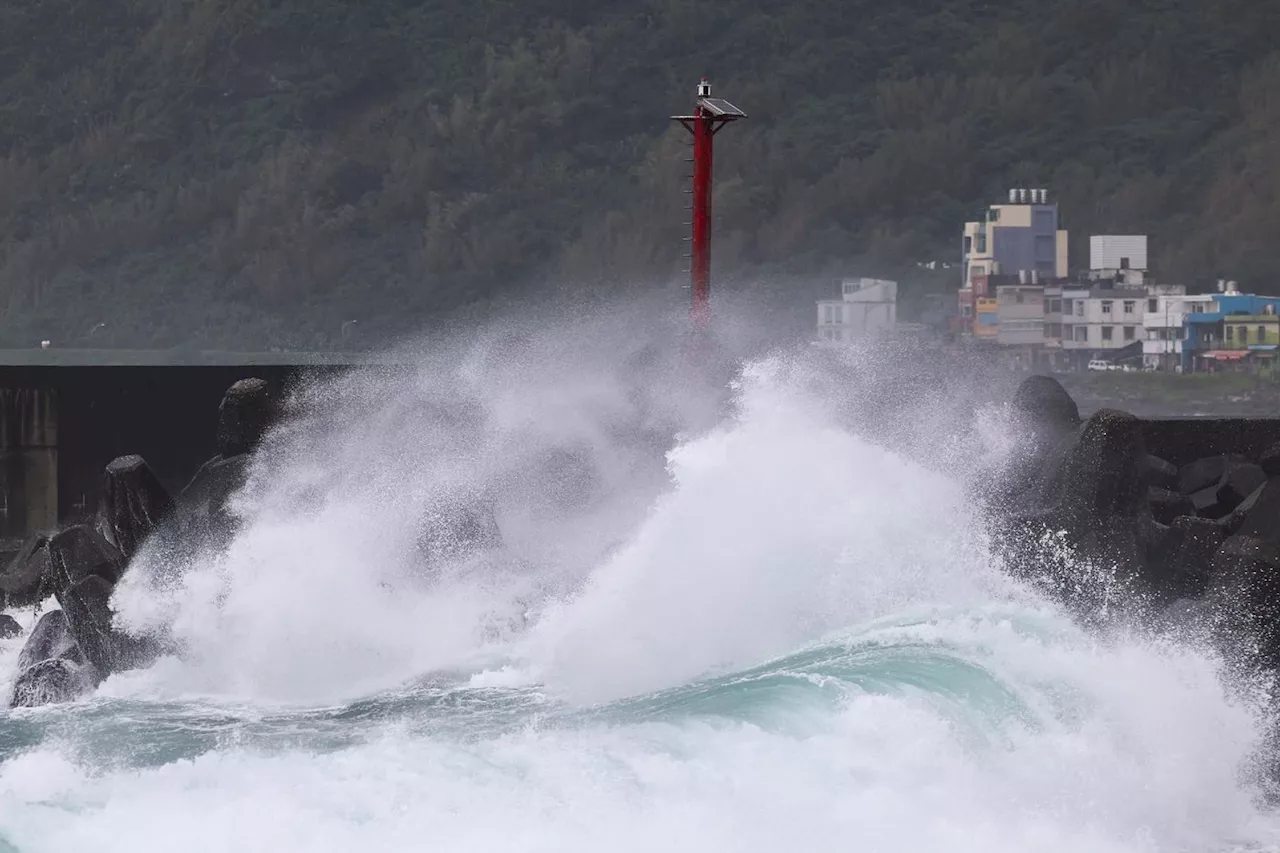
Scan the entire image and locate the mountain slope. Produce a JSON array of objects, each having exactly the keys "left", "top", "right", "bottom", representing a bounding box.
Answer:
[{"left": 1, "top": 0, "right": 1278, "bottom": 348}]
